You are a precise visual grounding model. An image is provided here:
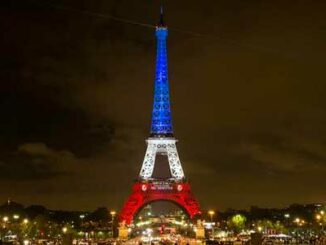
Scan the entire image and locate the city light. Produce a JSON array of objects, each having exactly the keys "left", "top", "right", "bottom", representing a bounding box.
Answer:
[
  {"left": 146, "top": 228, "right": 153, "bottom": 234},
  {"left": 136, "top": 220, "right": 151, "bottom": 227},
  {"left": 0, "top": 203, "right": 323, "bottom": 243},
  {"left": 294, "top": 218, "right": 305, "bottom": 226},
  {"left": 172, "top": 220, "right": 185, "bottom": 226},
  {"left": 208, "top": 210, "right": 215, "bottom": 217}
]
